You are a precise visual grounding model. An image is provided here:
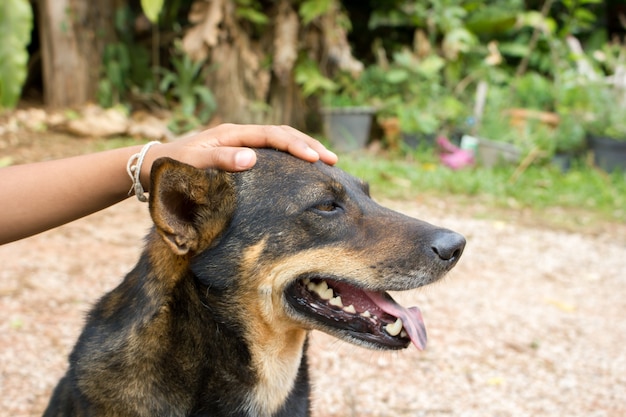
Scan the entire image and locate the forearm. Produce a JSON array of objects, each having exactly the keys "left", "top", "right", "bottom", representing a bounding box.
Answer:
[
  {"left": 0, "top": 146, "right": 143, "bottom": 244},
  {"left": 0, "top": 123, "right": 337, "bottom": 245}
]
